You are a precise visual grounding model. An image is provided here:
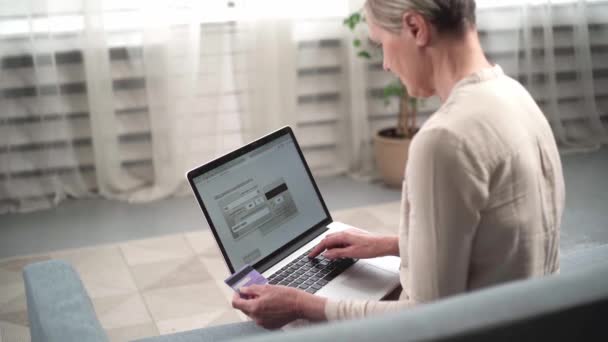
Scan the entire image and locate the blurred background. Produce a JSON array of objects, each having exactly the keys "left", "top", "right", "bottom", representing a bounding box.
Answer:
[
  {"left": 1, "top": 0, "right": 608, "bottom": 262},
  {"left": 0, "top": 0, "right": 606, "bottom": 339}
]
